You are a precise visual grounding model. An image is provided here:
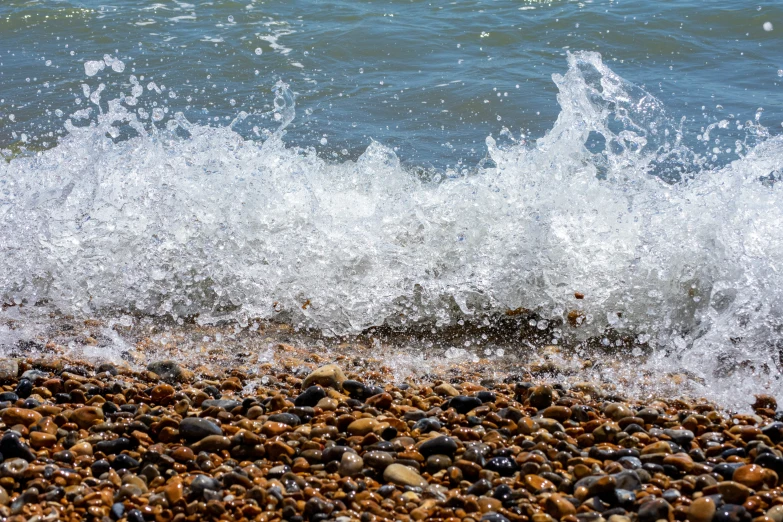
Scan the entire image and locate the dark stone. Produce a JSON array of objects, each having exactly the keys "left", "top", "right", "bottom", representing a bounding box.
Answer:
[
  {"left": 288, "top": 406, "right": 315, "bottom": 422},
  {"left": 222, "top": 471, "right": 254, "bottom": 489},
  {"left": 268, "top": 413, "right": 301, "bottom": 426},
  {"left": 402, "top": 409, "right": 427, "bottom": 422},
  {"left": 91, "top": 459, "right": 111, "bottom": 477},
  {"left": 96, "top": 363, "right": 119, "bottom": 376},
  {"left": 304, "top": 497, "right": 333, "bottom": 520},
  {"left": 96, "top": 437, "right": 137, "bottom": 455},
  {"left": 663, "top": 429, "right": 695, "bottom": 446},
  {"left": 0, "top": 392, "right": 18, "bottom": 402},
  {"left": 638, "top": 498, "right": 672, "bottom": 522},
  {"left": 343, "top": 380, "right": 367, "bottom": 398},
  {"left": 111, "top": 454, "right": 140, "bottom": 470},
  {"left": 147, "top": 360, "right": 182, "bottom": 383},
  {"left": 713, "top": 504, "right": 752, "bottom": 522},
  {"left": 295, "top": 386, "right": 326, "bottom": 407},
  {"left": 447, "top": 396, "right": 483, "bottom": 414},
  {"left": 413, "top": 417, "right": 441, "bottom": 433},
  {"left": 201, "top": 399, "right": 241, "bottom": 411},
  {"left": 755, "top": 452, "right": 783, "bottom": 475},
  {"left": 618, "top": 456, "right": 642, "bottom": 470},
  {"left": 624, "top": 423, "right": 647, "bottom": 435},
  {"left": 721, "top": 447, "right": 746, "bottom": 459},
  {"left": 419, "top": 436, "right": 458, "bottom": 458},
  {"left": 203, "top": 385, "right": 221, "bottom": 399},
  {"left": 127, "top": 509, "right": 145, "bottom": 522},
  {"left": 476, "top": 391, "right": 496, "bottom": 403},
  {"left": 662, "top": 489, "right": 681, "bottom": 504},
  {"left": 466, "top": 479, "right": 493, "bottom": 496},
  {"left": 21, "top": 398, "right": 40, "bottom": 409},
  {"left": 0, "top": 432, "right": 35, "bottom": 461},
  {"left": 485, "top": 456, "right": 518, "bottom": 477},
  {"left": 377, "top": 484, "right": 396, "bottom": 498},
  {"left": 102, "top": 401, "right": 120, "bottom": 415},
  {"left": 763, "top": 422, "right": 783, "bottom": 443},
  {"left": 481, "top": 513, "right": 510, "bottom": 522},
  {"left": 493, "top": 484, "right": 513, "bottom": 503},
  {"left": 713, "top": 462, "right": 744, "bottom": 480},
  {"left": 190, "top": 474, "right": 222, "bottom": 497},
  {"left": 322, "top": 445, "right": 356, "bottom": 463},
  {"left": 381, "top": 426, "right": 398, "bottom": 441},
  {"left": 53, "top": 450, "right": 75, "bottom": 464},
  {"left": 180, "top": 417, "right": 223, "bottom": 441},
  {"left": 612, "top": 470, "right": 642, "bottom": 491},
  {"left": 14, "top": 379, "right": 33, "bottom": 399}
]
